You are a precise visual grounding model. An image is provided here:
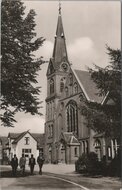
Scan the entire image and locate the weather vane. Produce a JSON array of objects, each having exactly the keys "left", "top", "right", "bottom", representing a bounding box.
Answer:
[{"left": 59, "top": 0, "right": 61, "bottom": 14}]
